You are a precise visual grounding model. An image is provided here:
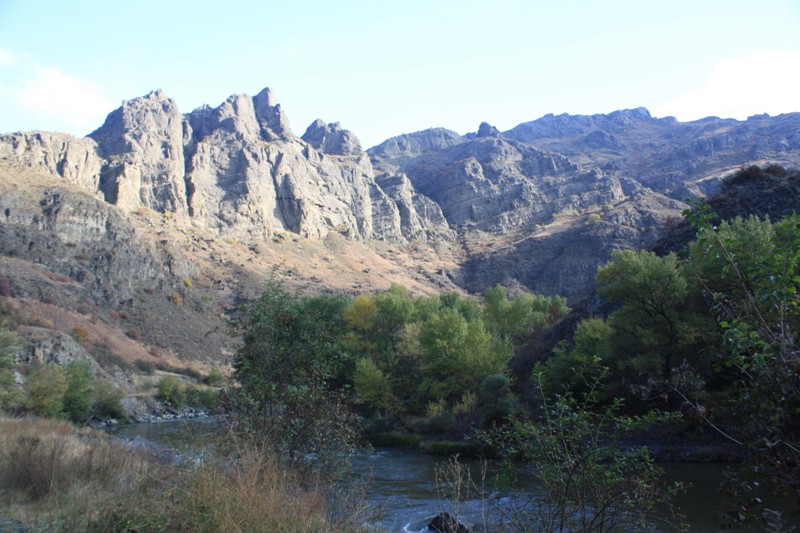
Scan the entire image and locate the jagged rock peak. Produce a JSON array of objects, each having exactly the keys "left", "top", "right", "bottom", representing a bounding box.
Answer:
[
  {"left": 302, "top": 119, "right": 363, "bottom": 156},
  {"left": 253, "top": 87, "right": 292, "bottom": 139},
  {"left": 254, "top": 87, "right": 276, "bottom": 107},
  {"left": 186, "top": 88, "right": 293, "bottom": 142},
  {"left": 89, "top": 89, "right": 188, "bottom": 215},
  {"left": 476, "top": 122, "right": 501, "bottom": 138}
]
